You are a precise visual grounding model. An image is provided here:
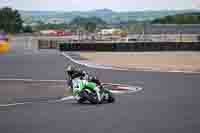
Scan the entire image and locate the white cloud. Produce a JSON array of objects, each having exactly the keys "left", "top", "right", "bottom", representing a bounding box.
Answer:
[{"left": 0, "top": 0, "right": 198, "bottom": 11}]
